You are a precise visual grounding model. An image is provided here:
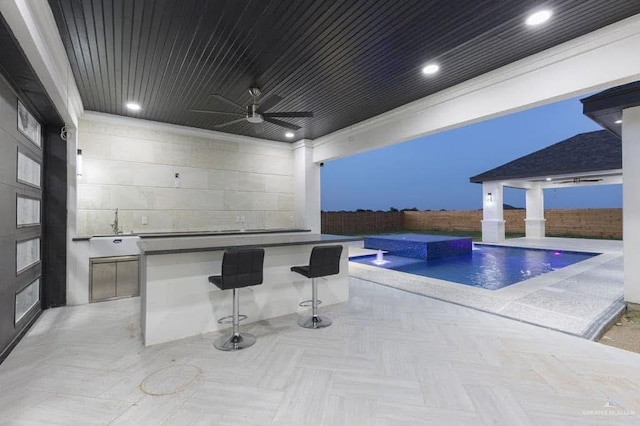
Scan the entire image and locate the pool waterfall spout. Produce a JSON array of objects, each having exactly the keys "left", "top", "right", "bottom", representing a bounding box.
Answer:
[{"left": 373, "top": 250, "right": 389, "bottom": 265}]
